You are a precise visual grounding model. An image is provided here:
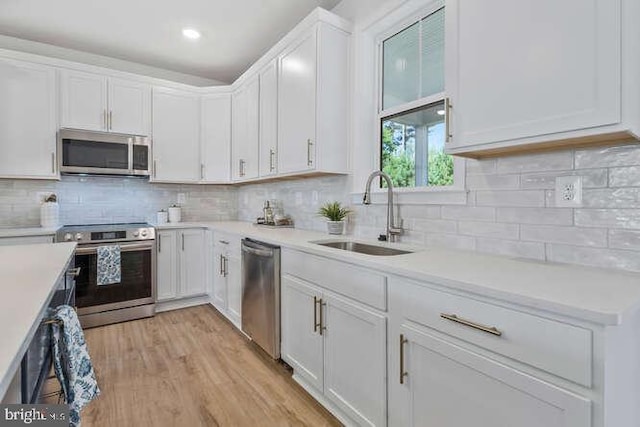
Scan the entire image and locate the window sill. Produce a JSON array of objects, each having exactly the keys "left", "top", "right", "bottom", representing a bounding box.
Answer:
[{"left": 350, "top": 187, "right": 468, "bottom": 205}]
